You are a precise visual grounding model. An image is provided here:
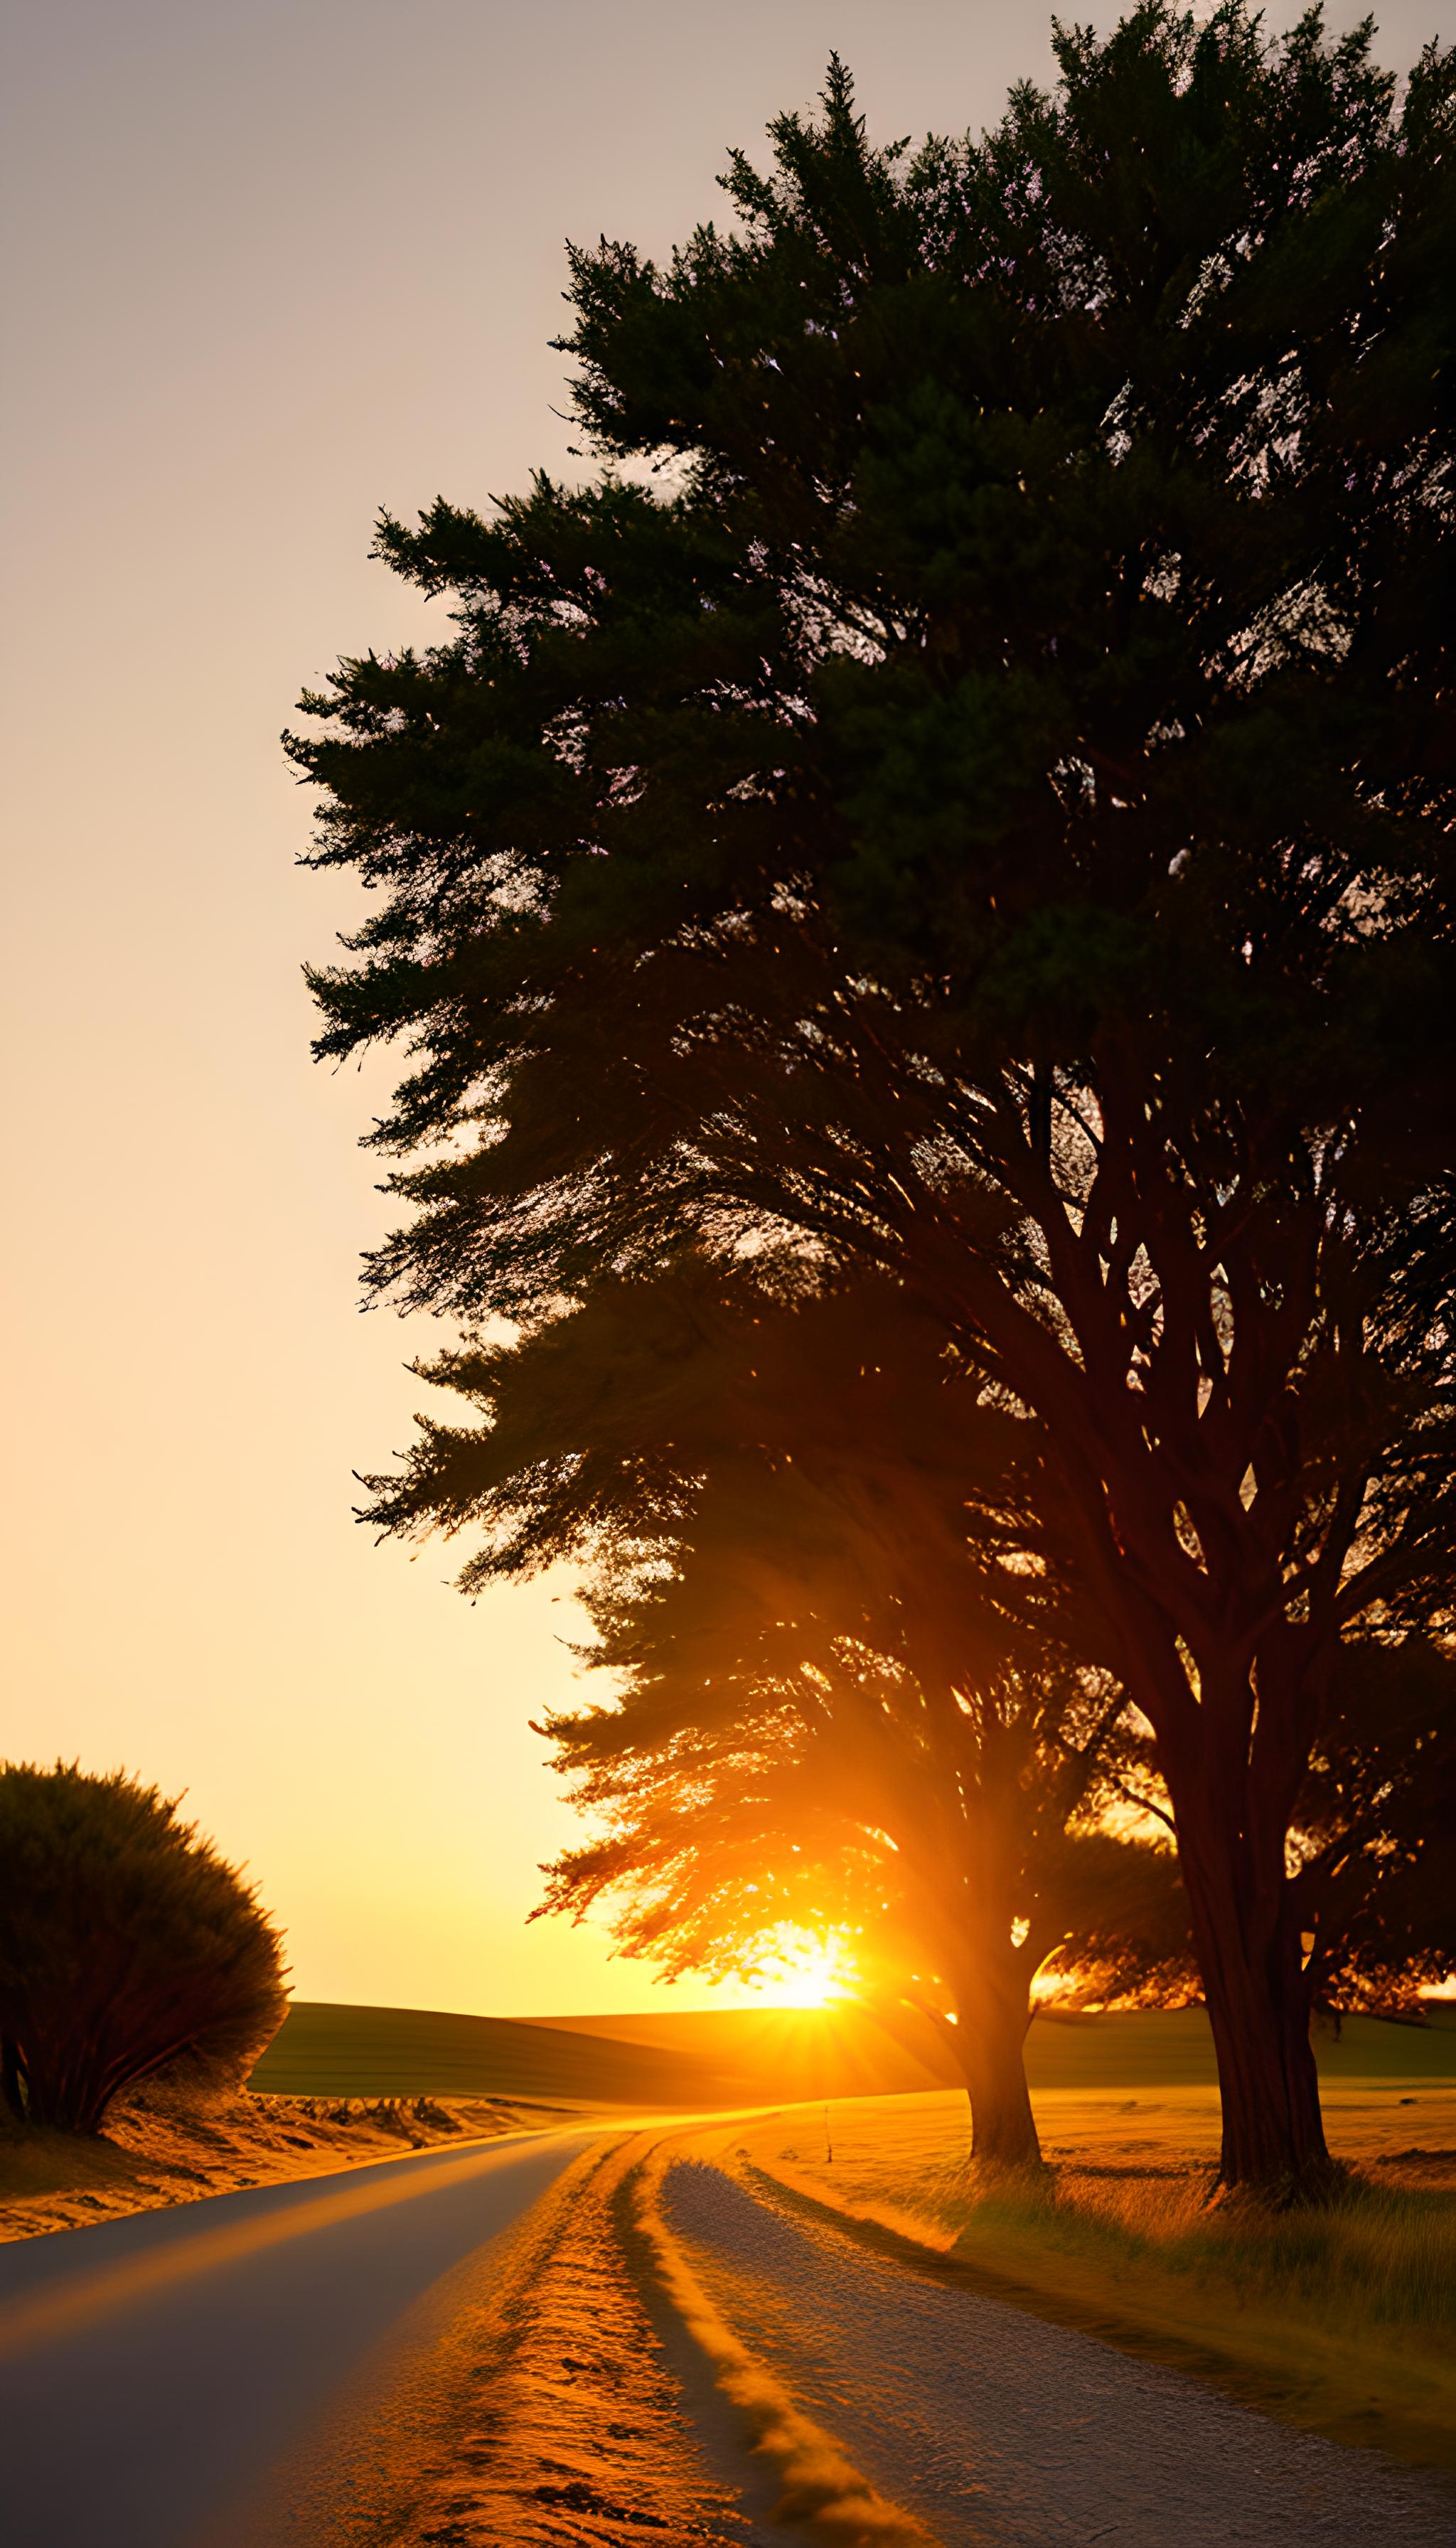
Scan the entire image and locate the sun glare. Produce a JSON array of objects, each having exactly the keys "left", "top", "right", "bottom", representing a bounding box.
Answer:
[{"left": 756, "top": 1929, "right": 854, "bottom": 2009}]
